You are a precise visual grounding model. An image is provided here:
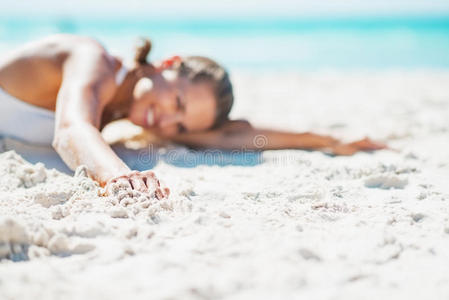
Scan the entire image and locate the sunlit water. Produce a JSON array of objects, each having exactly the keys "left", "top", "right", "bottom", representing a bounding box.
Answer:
[{"left": 1, "top": 15, "right": 449, "bottom": 70}]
